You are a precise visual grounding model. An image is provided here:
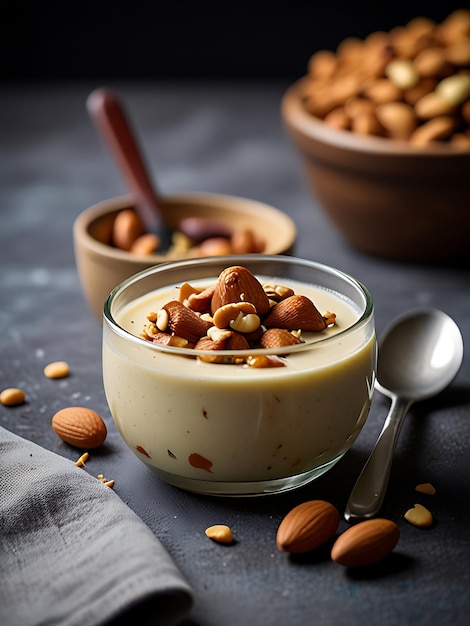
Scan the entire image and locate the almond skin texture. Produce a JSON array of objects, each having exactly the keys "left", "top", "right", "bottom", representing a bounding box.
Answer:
[
  {"left": 276, "top": 500, "right": 340, "bottom": 554},
  {"left": 331, "top": 518, "right": 400, "bottom": 567},
  {"left": 52, "top": 407, "right": 107, "bottom": 449},
  {"left": 211, "top": 266, "right": 271, "bottom": 317},
  {"left": 263, "top": 295, "right": 327, "bottom": 332}
]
